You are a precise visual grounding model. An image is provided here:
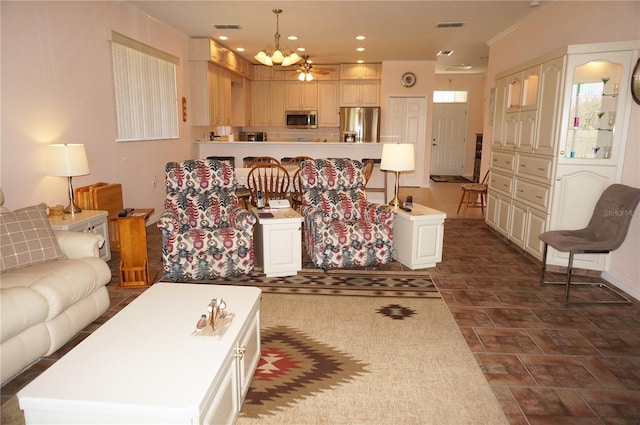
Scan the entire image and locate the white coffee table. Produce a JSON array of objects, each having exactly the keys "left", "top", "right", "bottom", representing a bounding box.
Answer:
[{"left": 18, "top": 283, "right": 261, "bottom": 424}]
